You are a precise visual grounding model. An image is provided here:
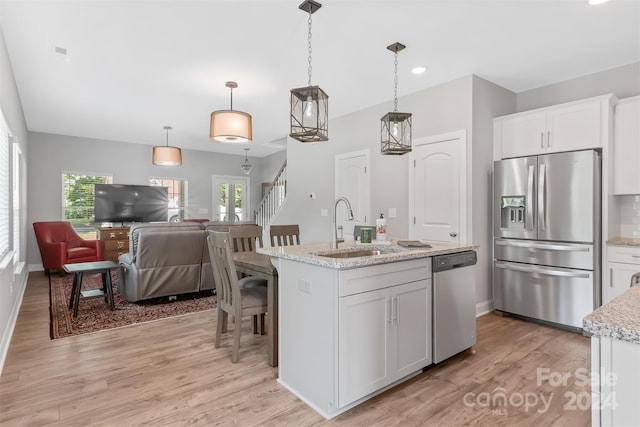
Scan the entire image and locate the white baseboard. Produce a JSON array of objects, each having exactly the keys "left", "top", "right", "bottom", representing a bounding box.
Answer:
[
  {"left": 28, "top": 263, "right": 43, "bottom": 272},
  {"left": 476, "top": 299, "right": 494, "bottom": 317},
  {"left": 0, "top": 270, "right": 28, "bottom": 376}
]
